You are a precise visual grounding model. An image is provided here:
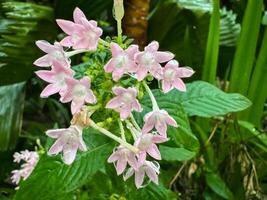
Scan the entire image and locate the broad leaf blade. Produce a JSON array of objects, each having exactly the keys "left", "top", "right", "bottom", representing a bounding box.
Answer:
[
  {"left": 0, "top": 82, "right": 25, "bottom": 151},
  {"left": 142, "top": 81, "right": 251, "bottom": 118},
  {"left": 159, "top": 145, "right": 196, "bottom": 161},
  {"left": 15, "top": 132, "right": 113, "bottom": 200}
]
